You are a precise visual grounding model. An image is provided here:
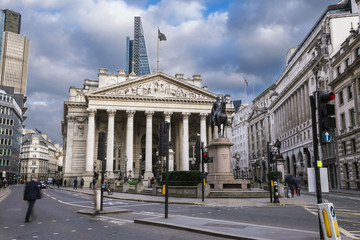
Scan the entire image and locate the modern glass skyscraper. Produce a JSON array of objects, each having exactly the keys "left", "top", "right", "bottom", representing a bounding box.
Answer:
[
  {"left": 126, "top": 17, "right": 150, "bottom": 76},
  {"left": 126, "top": 36, "right": 134, "bottom": 75}
]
